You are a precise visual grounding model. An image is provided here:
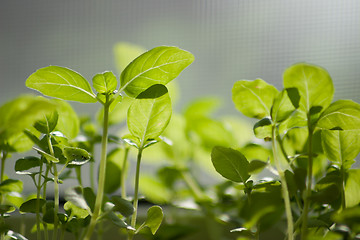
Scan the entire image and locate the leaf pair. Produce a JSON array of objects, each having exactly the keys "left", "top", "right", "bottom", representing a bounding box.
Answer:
[{"left": 26, "top": 46, "right": 194, "bottom": 103}]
